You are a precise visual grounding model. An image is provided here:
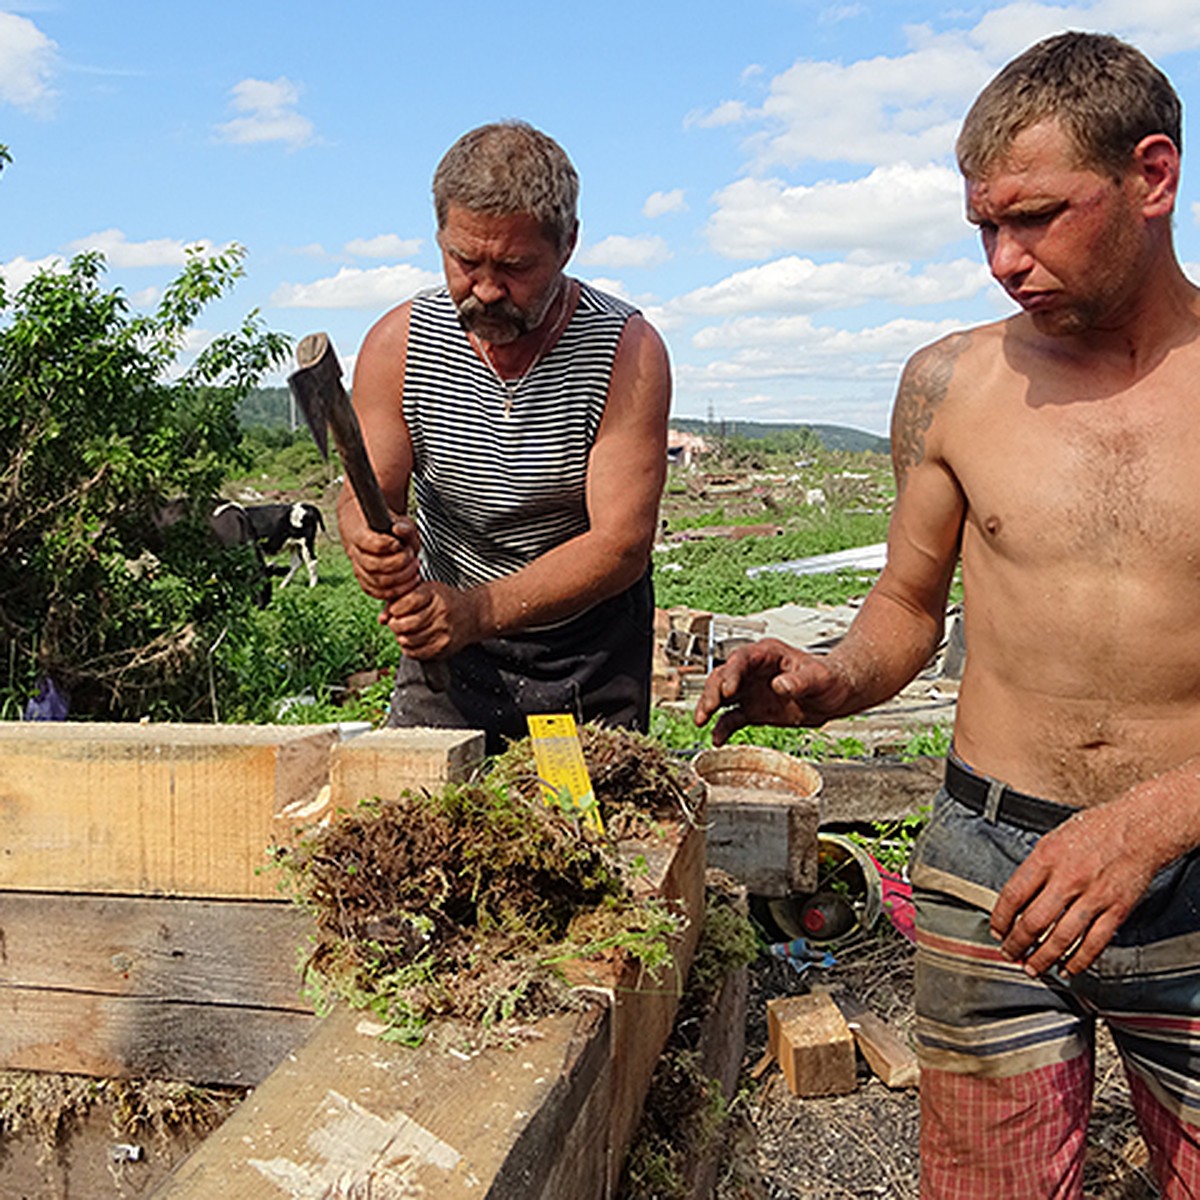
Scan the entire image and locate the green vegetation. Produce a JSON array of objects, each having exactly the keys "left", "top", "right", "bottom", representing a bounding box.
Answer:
[{"left": 0, "top": 248, "right": 290, "bottom": 719}]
